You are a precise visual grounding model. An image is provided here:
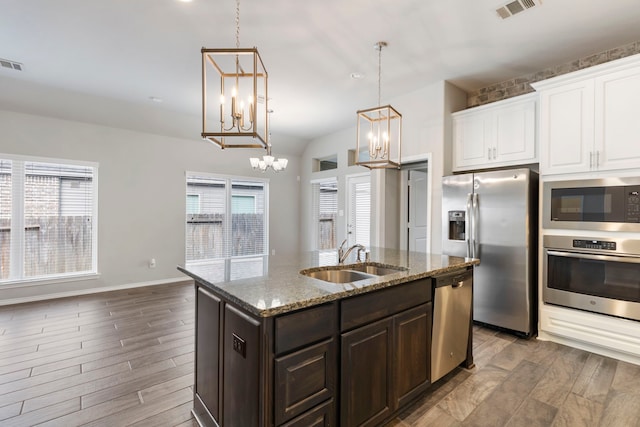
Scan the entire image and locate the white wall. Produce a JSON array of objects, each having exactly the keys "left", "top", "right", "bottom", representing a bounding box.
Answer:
[
  {"left": 300, "top": 80, "right": 467, "bottom": 253},
  {"left": 0, "top": 109, "right": 301, "bottom": 302}
]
